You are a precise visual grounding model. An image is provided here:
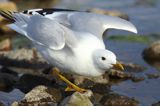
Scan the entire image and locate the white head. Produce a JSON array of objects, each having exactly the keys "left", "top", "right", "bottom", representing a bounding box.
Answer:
[{"left": 92, "top": 49, "right": 123, "bottom": 72}]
